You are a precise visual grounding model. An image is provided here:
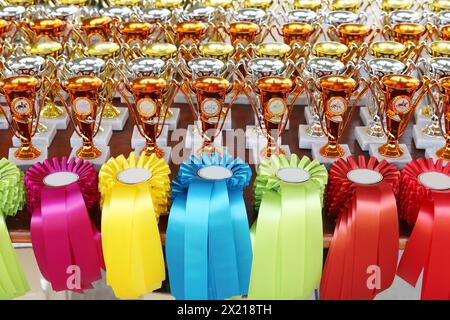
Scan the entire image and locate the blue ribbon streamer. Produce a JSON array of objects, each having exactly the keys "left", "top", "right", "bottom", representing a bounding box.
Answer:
[{"left": 166, "top": 153, "right": 252, "bottom": 300}]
